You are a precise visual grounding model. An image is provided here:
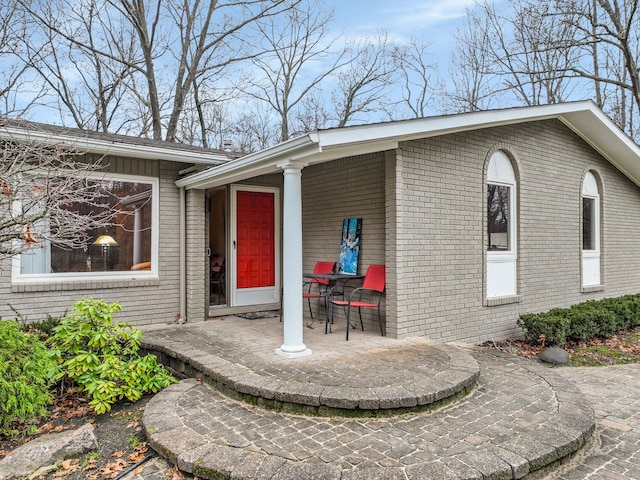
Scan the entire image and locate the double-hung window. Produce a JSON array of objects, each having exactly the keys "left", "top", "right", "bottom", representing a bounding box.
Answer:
[{"left": 15, "top": 173, "right": 157, "bottom": 280}]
